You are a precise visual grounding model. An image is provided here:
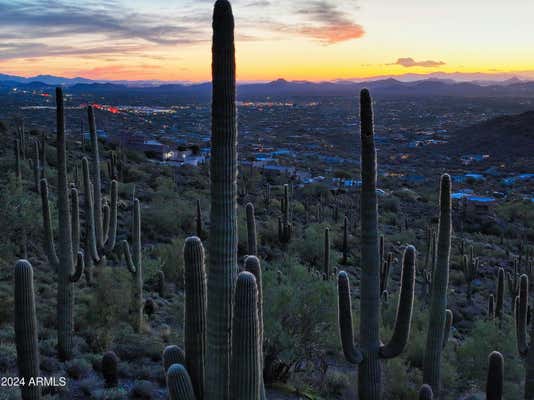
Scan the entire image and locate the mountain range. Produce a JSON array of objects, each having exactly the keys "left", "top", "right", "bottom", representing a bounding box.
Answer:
[{"left": 1, "top": 74, "right": 534, "bottom": 98}]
